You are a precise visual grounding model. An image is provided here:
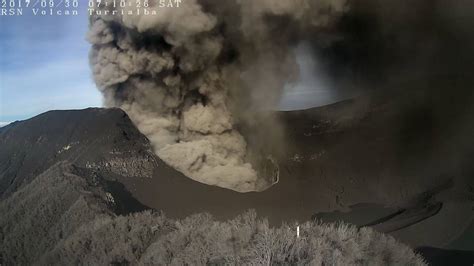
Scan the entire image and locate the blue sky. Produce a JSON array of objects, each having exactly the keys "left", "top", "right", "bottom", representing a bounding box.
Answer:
[{"left": 0, "top": 7, "right": 102, "bottom": 124}]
